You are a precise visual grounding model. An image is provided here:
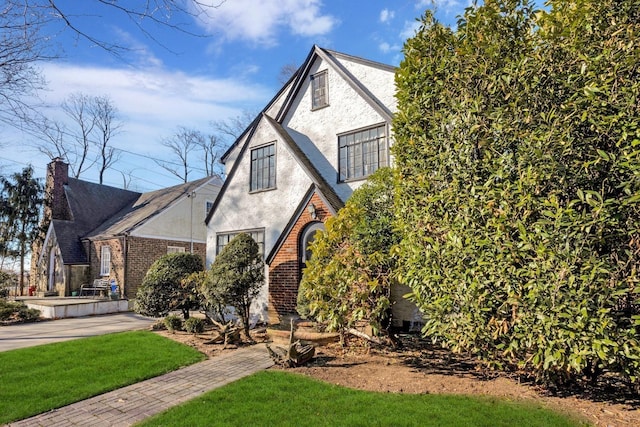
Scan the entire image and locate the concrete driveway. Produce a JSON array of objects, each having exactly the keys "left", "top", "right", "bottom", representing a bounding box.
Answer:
[{"left": 0, "top": 313, "right": 157, "bottom": 352}]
